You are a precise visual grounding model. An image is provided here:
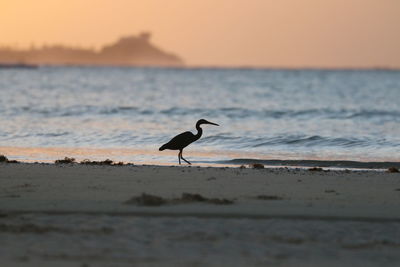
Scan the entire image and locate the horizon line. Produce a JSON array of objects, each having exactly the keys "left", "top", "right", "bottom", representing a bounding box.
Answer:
[{"left": 2, "top": 63, "right": 398, "bottom": 71}]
